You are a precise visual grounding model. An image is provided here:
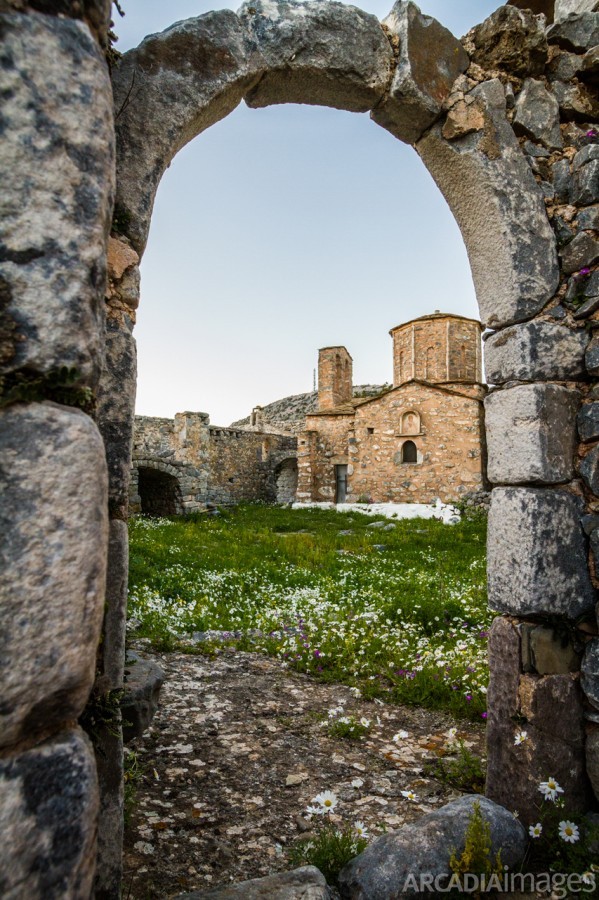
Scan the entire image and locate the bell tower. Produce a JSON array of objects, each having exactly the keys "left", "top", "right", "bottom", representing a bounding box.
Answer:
[{"left": 317, "top": 346, "right": 353, "bottom": 410}]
